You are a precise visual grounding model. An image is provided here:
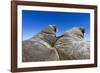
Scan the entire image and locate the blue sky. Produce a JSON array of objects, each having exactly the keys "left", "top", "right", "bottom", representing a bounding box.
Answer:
[{"left": 22, "top": 10, "right": 90, "bottom": 41}]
